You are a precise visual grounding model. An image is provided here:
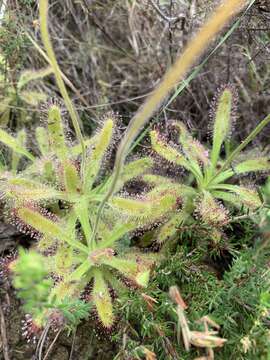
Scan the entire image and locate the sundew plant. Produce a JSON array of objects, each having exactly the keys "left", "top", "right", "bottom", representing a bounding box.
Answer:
[
  {"left": 148, "top": 87, "right": 270, "bottom": 245},
  {"left": 0, "top": 101, "right": 178, "bottom": 332}
]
